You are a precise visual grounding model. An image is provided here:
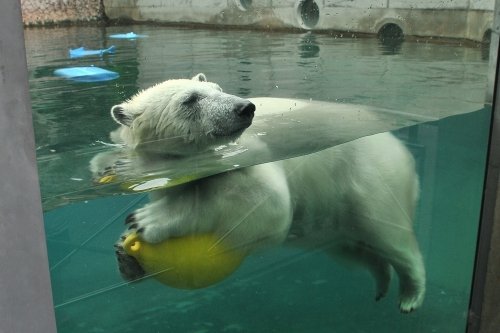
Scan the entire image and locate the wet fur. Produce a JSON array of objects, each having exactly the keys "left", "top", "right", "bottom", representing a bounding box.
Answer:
[{"left": 106, "top": 74, "right": 425, "bottom": 312}]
